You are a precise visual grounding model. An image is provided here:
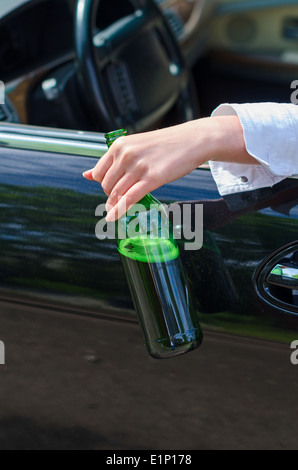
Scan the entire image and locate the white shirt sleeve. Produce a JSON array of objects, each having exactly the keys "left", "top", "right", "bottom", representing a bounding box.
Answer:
[{"left": 209, "top": 102, "right": 298, "bottom": 196}]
